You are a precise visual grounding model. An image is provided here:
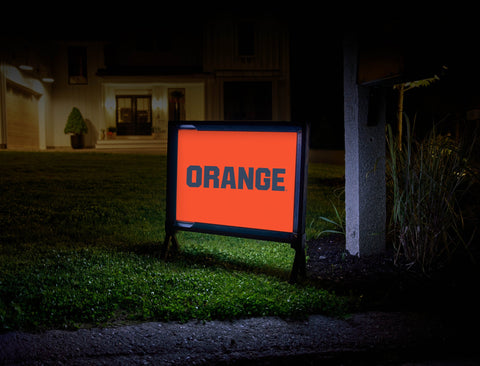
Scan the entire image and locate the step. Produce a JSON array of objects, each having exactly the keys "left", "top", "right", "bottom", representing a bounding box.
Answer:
[{"left": 95, "top": 138, "right": 167, "bottom": 152}]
